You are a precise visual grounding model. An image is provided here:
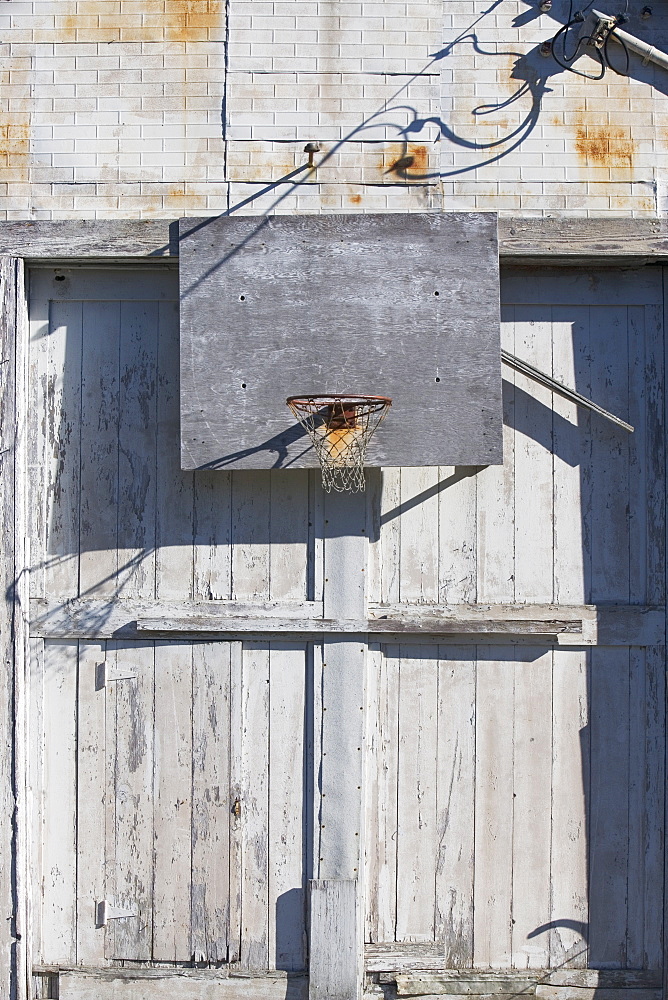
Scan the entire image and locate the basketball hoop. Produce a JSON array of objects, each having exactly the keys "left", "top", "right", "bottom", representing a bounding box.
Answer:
[{"left": 287, "top": 394, "right": 392, "bottom": 493}]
